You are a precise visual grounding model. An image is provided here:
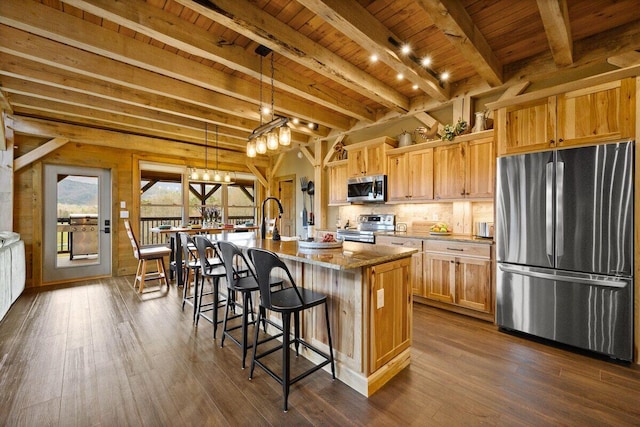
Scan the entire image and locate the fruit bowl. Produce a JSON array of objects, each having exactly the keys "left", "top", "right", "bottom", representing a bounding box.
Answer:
[{"left": 430, "top": 222, "right": 452, "bottom": 235}]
